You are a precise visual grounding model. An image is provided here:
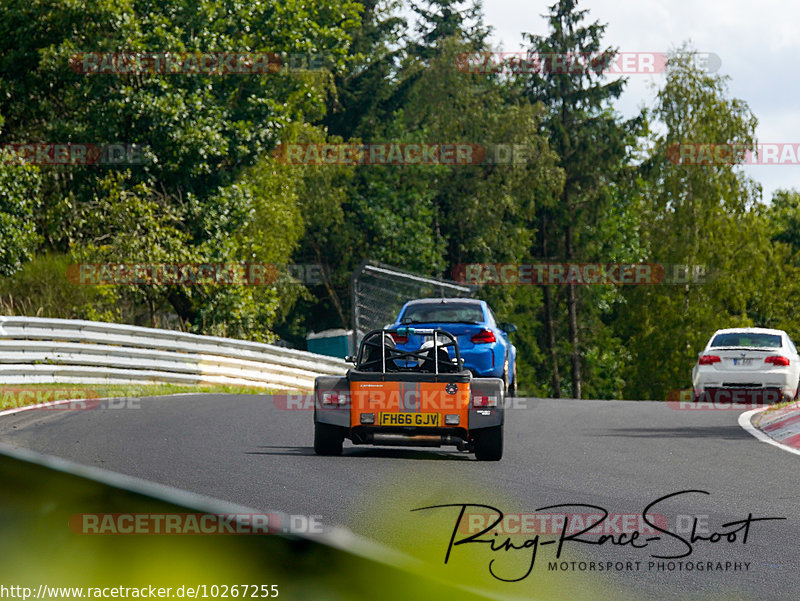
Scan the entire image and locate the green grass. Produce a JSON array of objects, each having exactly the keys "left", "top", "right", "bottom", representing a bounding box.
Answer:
[
  {"left": 751, "top": 398, "right": 800, "bottom": 429},
  {"left": 764, "top": 399, "right": 794, "bottom": 412},
  {"left": 0, "top": 383, "right": 289, "bottom": 411}
]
